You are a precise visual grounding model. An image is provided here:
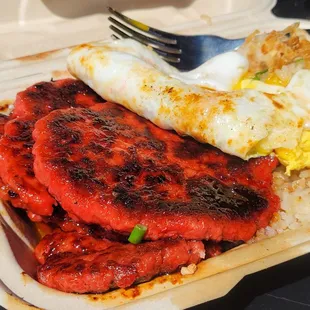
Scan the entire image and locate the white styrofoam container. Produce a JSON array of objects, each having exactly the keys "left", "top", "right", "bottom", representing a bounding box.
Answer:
[{"left": 1, "top": 1, "right": 310, "bottom": 309}]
